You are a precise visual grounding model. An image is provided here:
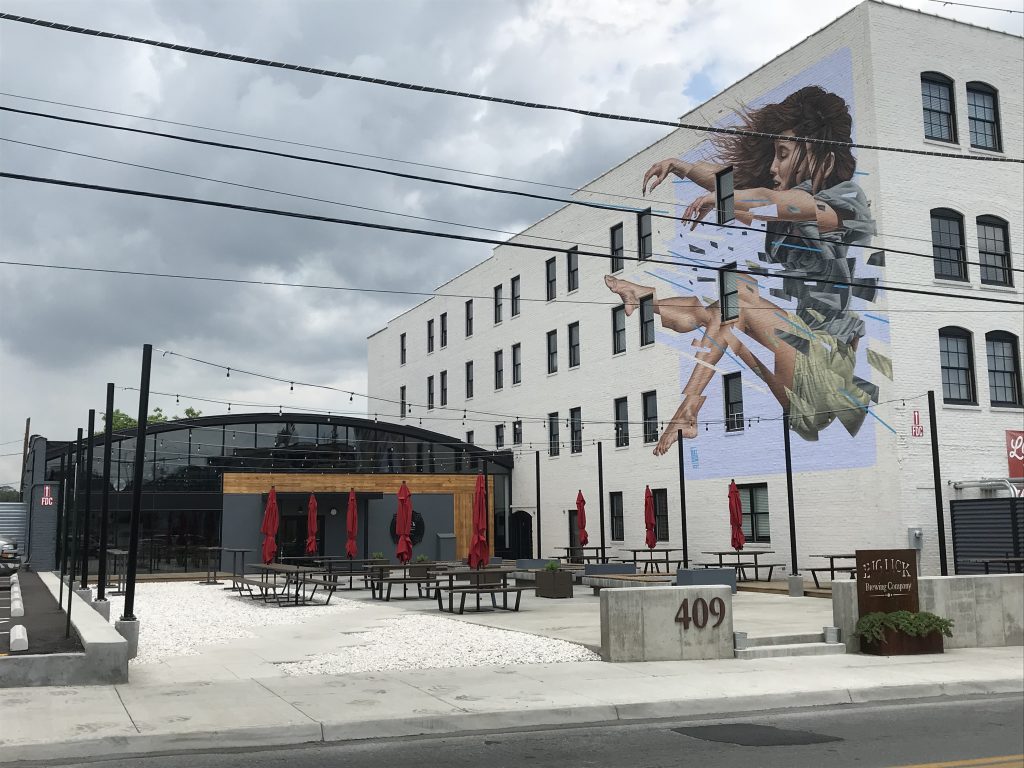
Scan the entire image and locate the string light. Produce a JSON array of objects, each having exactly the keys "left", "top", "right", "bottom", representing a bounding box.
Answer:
[{"left": 290, "top": 382, "right": 294, "bottom": 391}]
